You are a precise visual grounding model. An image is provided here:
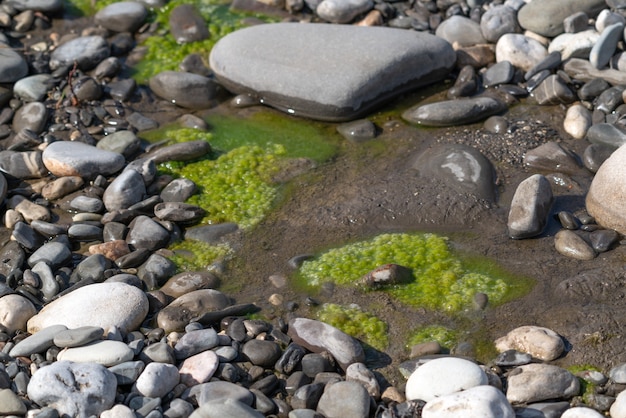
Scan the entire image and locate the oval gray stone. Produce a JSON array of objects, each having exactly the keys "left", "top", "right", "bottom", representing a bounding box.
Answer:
[
  {"left": 316, "top": 0, "right": 373, "bottom": 24},
  {"left": 103, "top": 169, "right": 147, "bottom": 212},
  {"left": 149, "top": 71, "right": 218, "bottom": 109},
  {"left": 590, "top": 22, "right": 624, "bottom": 69},
  {"left": 517, "top": 0, "right": 606, "bottom": 37},
  {"left": 210, "top": 23, "right": 455, "bottom": 121},
  {"left": 9, "top": 324, "right": 68, "bottom": 357},
  {"left": 402, "top": 96, "right": 506, "bottom": 127},
  {"left": 95, "top": 1, "right": 147, "bottom": 33},
  {"left": 42, "top": 141, "right": 125, "bottom": 178},
  {"left": 507, "top": 174, "right": 554, "bottom": 239},
  {"left": 157, "top": 289, "right": 230, "bottom": 332},
  {"left": 0, "top": 49, "right": 28, "bottom": 83},
  {"left": 586, "top": 123, "right": 626, "bottom": 149},
  {"left": 13, "top": 102, "right": 47, "bottom": 134},
  {"left": 554, "top": 230, "right": 597, "bottom": 260},
  {"left": 506, "top": 364, "right": 579, "bottom": 404},
  {"left": 50, "top": 36, "right": 110, "bottom": 71}
]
